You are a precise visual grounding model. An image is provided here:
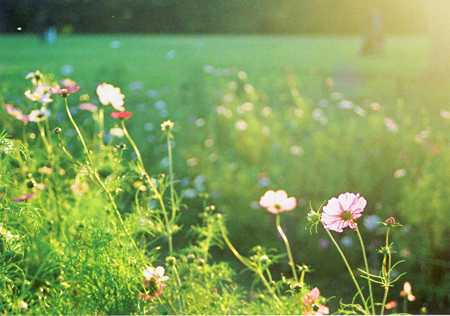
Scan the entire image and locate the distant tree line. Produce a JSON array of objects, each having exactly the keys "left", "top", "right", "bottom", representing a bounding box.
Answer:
[{"left": 1, "top": 0, "right": 428, "bottom": 35}]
